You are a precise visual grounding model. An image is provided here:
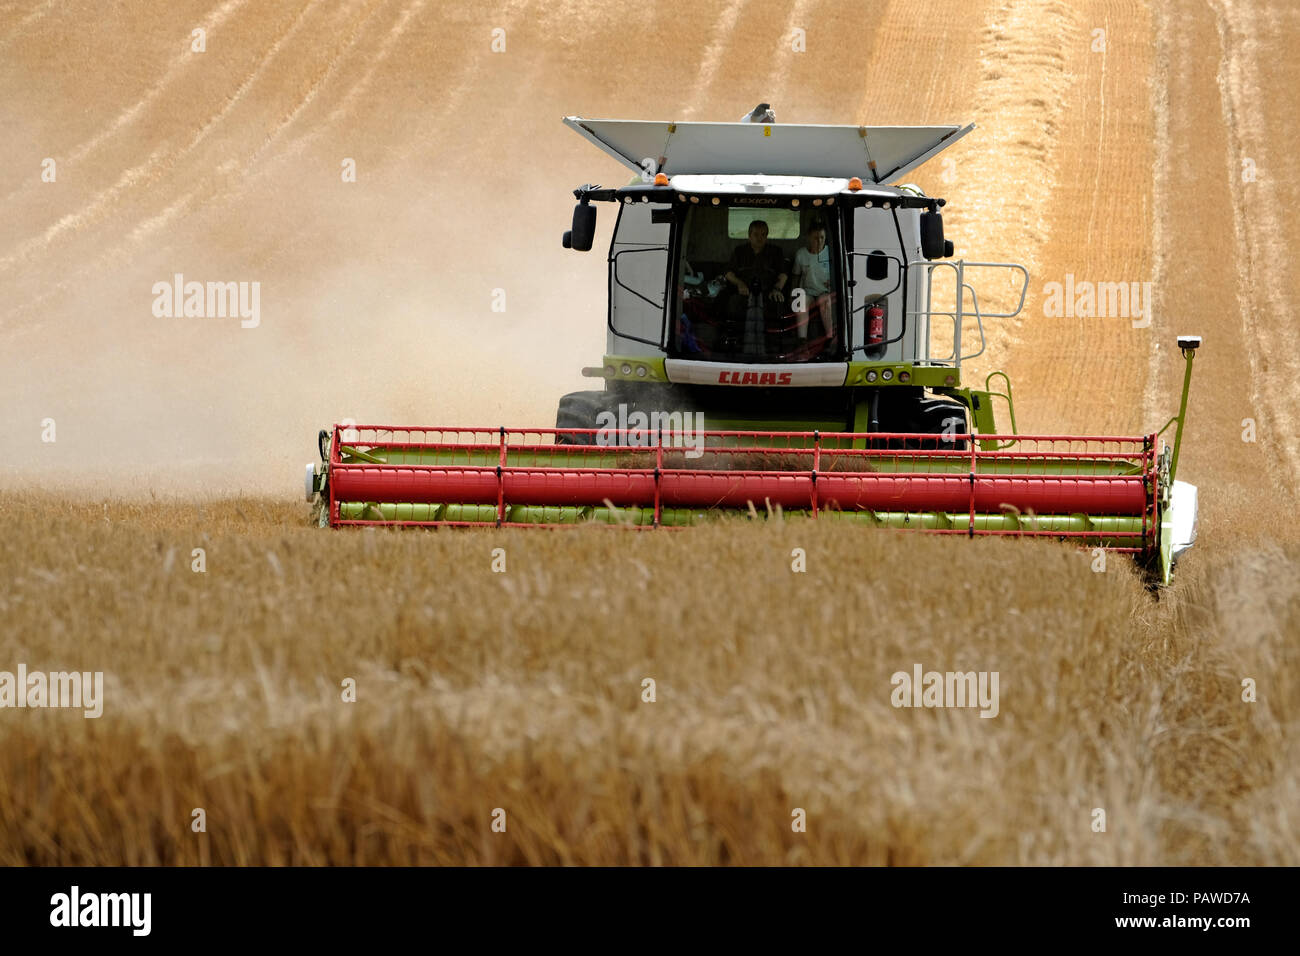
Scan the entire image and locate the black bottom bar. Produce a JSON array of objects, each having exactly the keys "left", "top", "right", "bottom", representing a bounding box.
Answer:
[{"left": 1, "top": 866, "right": 1279, "bottom": 943}]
